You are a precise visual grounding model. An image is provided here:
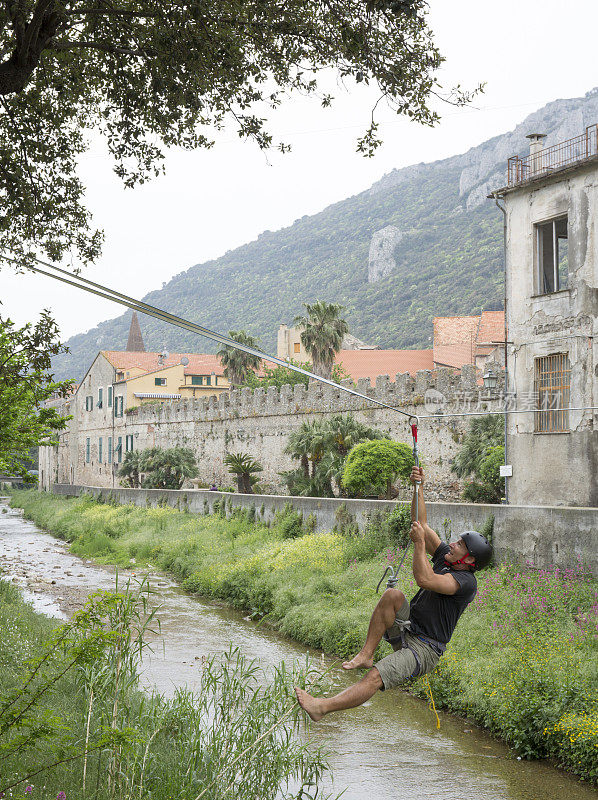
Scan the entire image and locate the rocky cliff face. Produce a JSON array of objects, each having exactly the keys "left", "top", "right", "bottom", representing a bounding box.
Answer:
[
  {"left": 371, "top": 89, "right": 598, "bottom": 211},
  {"left": 51, "top": 89, "right": 598, "bottom": 381},
  {"left": 368, "top": 225, "right": 403, "bottom": 283}
]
